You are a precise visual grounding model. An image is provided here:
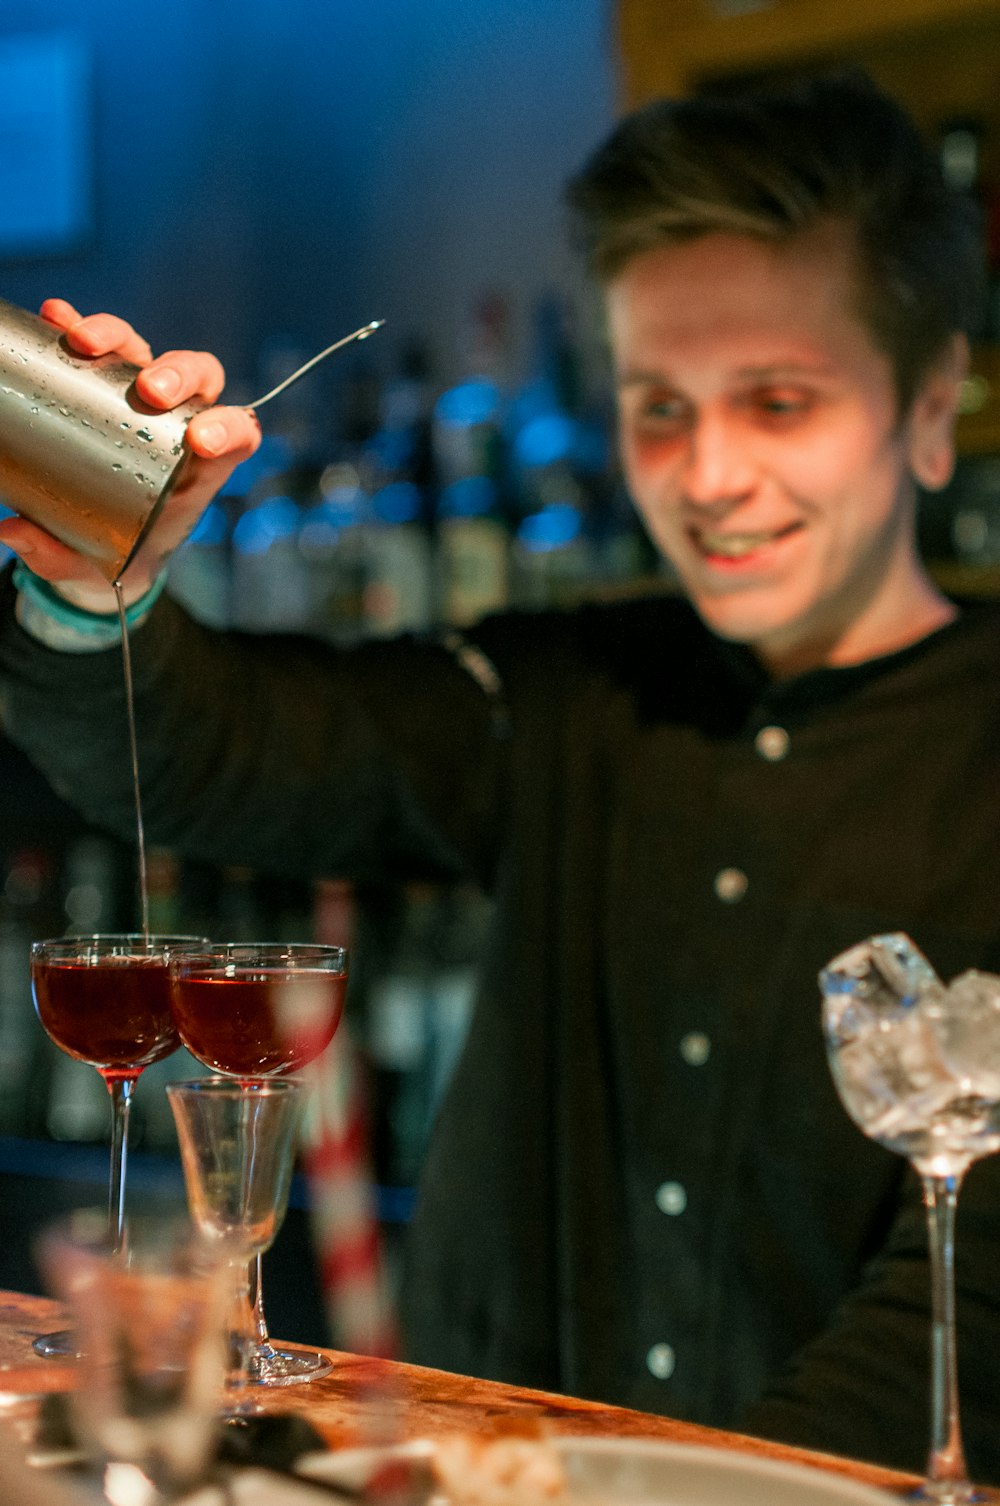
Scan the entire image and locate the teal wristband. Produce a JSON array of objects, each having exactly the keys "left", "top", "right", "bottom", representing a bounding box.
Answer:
[{"left": 12, "top": 563, "right": 167, "bottom": 637}]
